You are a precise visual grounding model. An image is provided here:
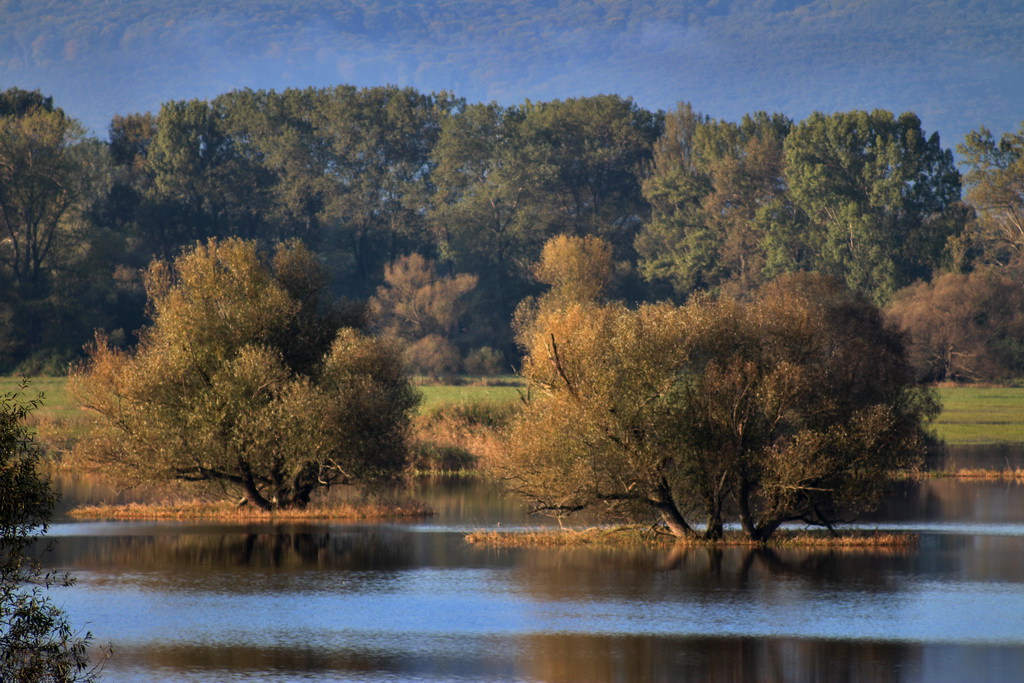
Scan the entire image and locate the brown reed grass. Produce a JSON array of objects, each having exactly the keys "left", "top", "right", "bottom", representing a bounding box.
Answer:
[{"left": 68, "top": 498, "right": 434, "bottom": 521}]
